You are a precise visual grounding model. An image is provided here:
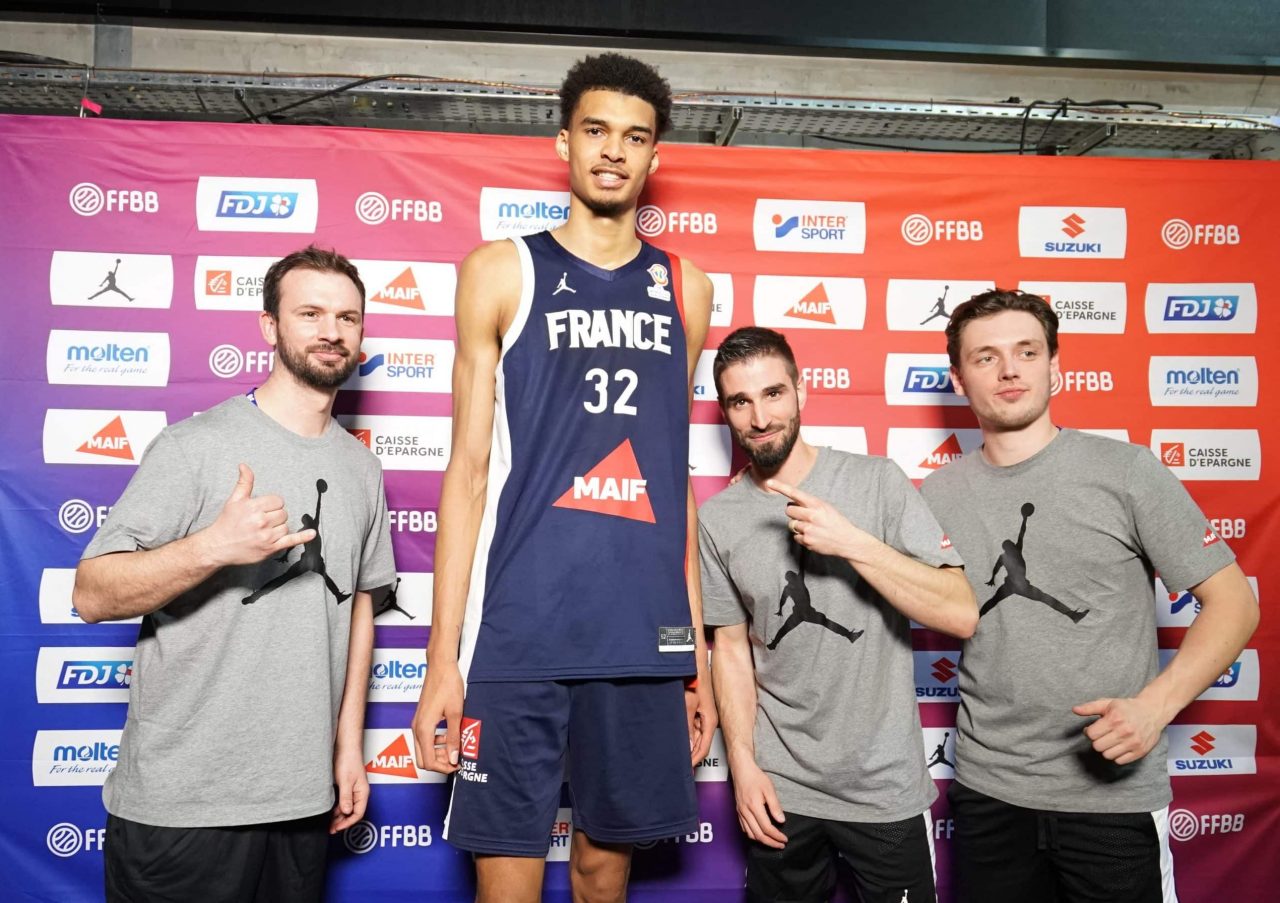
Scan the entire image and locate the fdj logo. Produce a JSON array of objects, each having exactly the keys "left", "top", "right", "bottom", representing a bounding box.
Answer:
[
  {"left": 904, "top": 367, "right": 952, "bottom": 393},
  {"left": 217, "top": 191, "right": 298, "bottom": 219},
  {"left": 57, "top": 661, "right": 132, "bottom": 689},
  {"left": 1214, "top": 662, "right": 1242, "bottom": 689},
  {"left": 47, "top": 823, "right": 106, "bottom": 857},
  {"left": 1164, "top": 295, "right": 1238, "bottom": 322}
]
